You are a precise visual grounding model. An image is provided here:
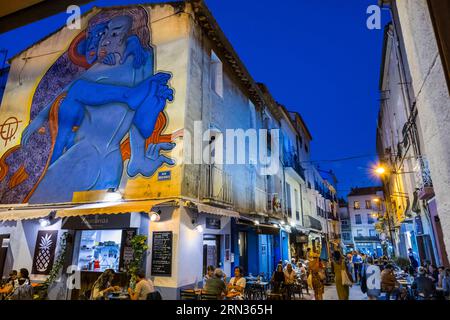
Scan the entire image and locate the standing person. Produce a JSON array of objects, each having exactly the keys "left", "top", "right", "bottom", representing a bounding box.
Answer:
[
  {"left": 364, "top": 257, "right": 381, "bottom": 300},
  {"left": 271, "top": 264, "right": 285, "bottom": 294},
  {"left": 90, "top": 269, "right": 120, "bottom": 300},
  {"left": 128, "top": 270, "right": 155, "bottom": 300},
  {"left": 309, "top": 253, "right": 325, "bottom": 300},
  {"left": 381, "top": 264, "right": 399, "bottom": 300},
  {"left": 352, "top": 251, "right": 363, "bottom": 284},
  {"left": 332, "top": 251, "right": 352, "bottom": 300},
  {"left": 306, "top": 248, "right": 312, "bottom": 261},
  {"left": 428, "top": 265, "right": 439, "bottom": 285},
  {"left": 298, "top": 262, "right": 309, "bottom": 295},
  {"left": 284, "top": 263, "right": 297, "bottom": 300},
  {"left": 9, "top": 268, "right": 33, "bottom": 300},
  {"left": 407, "top": 248, "right": 419, "bottom": 271},
  {"left": 227, "top": 266, "right": 246, "bottom": 299}
]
